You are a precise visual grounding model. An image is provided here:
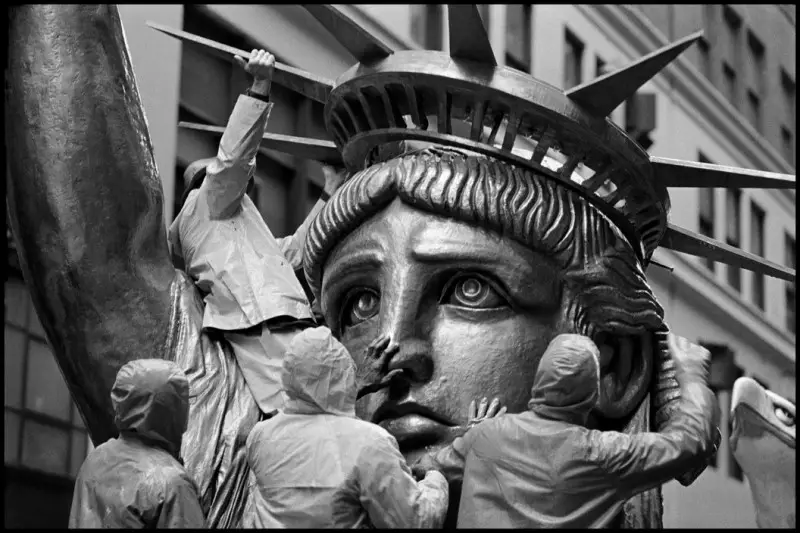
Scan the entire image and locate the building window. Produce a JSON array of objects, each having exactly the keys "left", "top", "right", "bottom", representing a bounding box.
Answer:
[
  {"left": 411, "top": 5, "right": 444, "bottom": 51},
  {"left": 721, "top": 6, "right": 741, "bottom": 107},
  {"left": 505, "top": 4, "right": 532, "bottom": 73},
  {"left": 746, "top": 31, "right": 765, "bottom": 94},
  {"left": 781, "top": 70, "right": 796, "bottom": 165},
  {"left": 750, "top": 201, "right": 766, "bottom": 310},
  {"left": 786, "top": 234, "right": 796, "bottom": 334},
  {"left": 722, "top": 6, "right": 742, "bottom": 60},
  {"left": 722, "top": 62, "right": 737, "bottom": 106},
  {"left": 726, "top": 188, "right": 741, "bottom": 291},
  {"left": 782, "top": 126, "right": 795, "bottom": 166},
  {"left": 595, "top": 55, "right": 607, "bottom": 78},
  {"left": 697, "top": 153, "right": 716, "bottom": 273},
  {"left": 699, "top": 5, "right": 715, "bottom": 80},
  {"left": 564, "top": 28, "right": 584, "bottom": 89},
  {"left": 5, "top": 274, "right": 91, "bottom": 479},
  {"left": 781, "top": 69, "right": 796, "bottom": 122},
  {"left": 697, "top": 37, "right": 712, "bottom": 79},
  {"left": 745, "top": 90, "right": 761, "bottom": 133}
]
